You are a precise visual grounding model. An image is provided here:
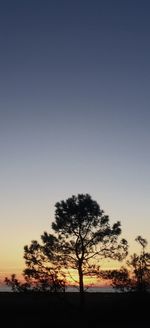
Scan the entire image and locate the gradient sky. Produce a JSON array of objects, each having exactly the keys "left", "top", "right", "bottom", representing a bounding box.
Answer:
[{"left": 0, "top": 0, "right": 150, "bottom": 279}]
